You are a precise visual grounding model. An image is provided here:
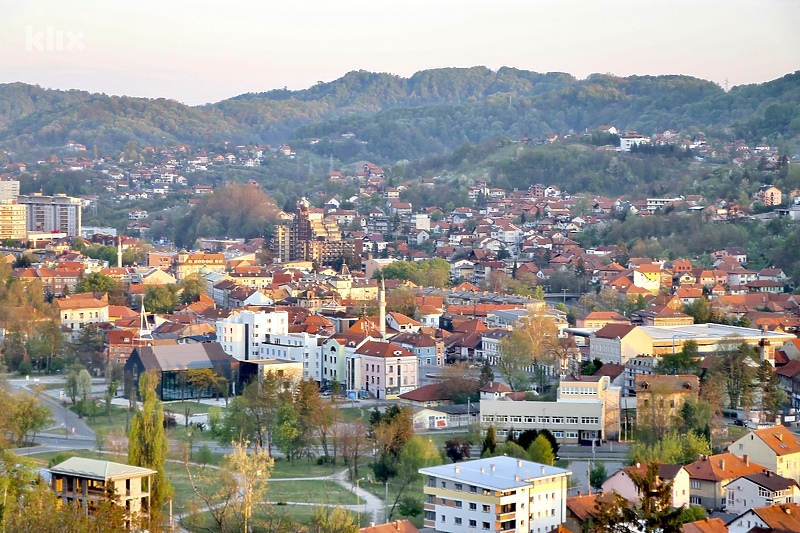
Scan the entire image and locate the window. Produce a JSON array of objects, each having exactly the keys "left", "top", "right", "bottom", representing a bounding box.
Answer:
[
  {"left": 470, "top": 486, "right": 477, "bottom": 494},
  {"left": 690, "top": 496, "right": 701, "bottom": 505},
  {"left": 482, "top": 505, "right": 490, "bottom": 513},
  {"left": 455, "top": 518, "right": 462, "bottom": 525},
  {"left": 441, "top": 515, "right": 445, "bottom": 523},
  {"left": 566, "top": 417, "right": 578, "bottom": 424},
  {"left": 441, "top": 481, "right": 446, "bottom": 489},
  {"left": 482, "top": 522, "right": 490, "bottom": 530},
  {"left": 469, "top": 520, "right": 477, "bottom": 528},
  {"left": 455, "top": 501, "right": 462, "bottom": 509},
  {"left": 469, "top": 503, "right": 477, "bottom": 510},
  {"left": 455, "top": 483, "right": 462, "bottom": 491},
  {"left": 691, "top": 480, "right": 701, "bottom": 489}
]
